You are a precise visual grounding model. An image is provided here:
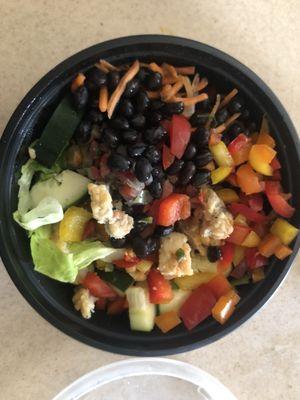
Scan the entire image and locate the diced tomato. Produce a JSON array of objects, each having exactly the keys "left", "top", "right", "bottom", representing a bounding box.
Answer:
[
  {"left": 162, "top": 145, "right": 175, "bottom": 170},
  {"left": 265, "top": 181, "right": 295, "bottom": 218},
  {"left": 157, "top": 193, "right": 191, "bottom": 226},
  {"left": 112, "top": 258, "right": 141, "bottom": 268},
  {"left": 218, "top": 242, "right": 234, "bottom": 270},
  {"left": 229, "top": 203, "right": 268, "bottom": 223},
  {"left": 245, "top": 248, "right": 268, "bottom": 270},
  {"left": 162, "top": 179, "right": 174, "bottom": 198},
  {"left": 107, "top": 298, "right": 128, "bottom": 315},
  {"left": 180, "top": 285, "right": 217, "bottom": 330},
  {"left": 82, "top": 219, "right": 97, "bottom": 240},
  {"left": 270, "top": 157, "right": 281, "bottom": 170},
  {"left": 99, "top": 153, "right": 110, "bottom": 178},
  {"left": 82, "top": 273, "right": 117, "bottom": 298},
  {"left": 230, "top": 260, "right": 248, "bottom": 279},
  {"left": 95, "top": 297, "right": 107, "bottom": 310},
  {"left": 206, "top": 275, "right": 232, "bottom": 299},
  {"left": 271, "top": 170, "right": 282, "bottom": 181},
  {"left": 147, "top": 269, "right": 173, "bottom": 304},
  {"left": 227, "top": 224, "right": 251, "bottom": 245},
  {"left": 169, "top": 115, "right": 192, "bottom": 159}
]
